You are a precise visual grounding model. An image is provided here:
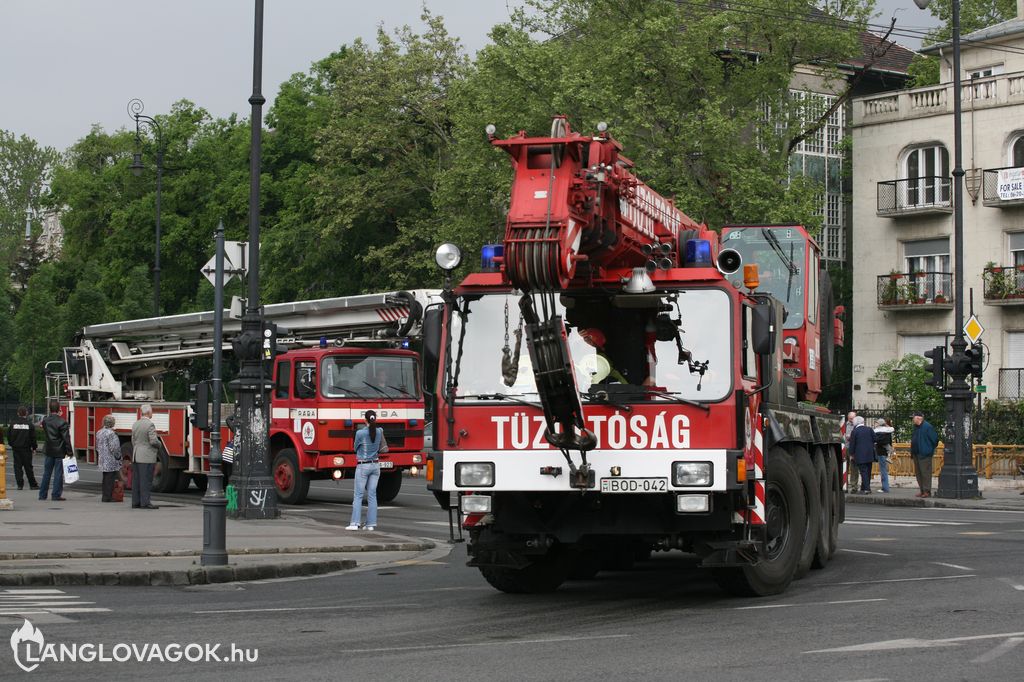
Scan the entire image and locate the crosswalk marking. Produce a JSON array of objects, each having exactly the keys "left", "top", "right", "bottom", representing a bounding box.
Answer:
[
  {"left": 0, "top": 589, "right": 110, "bottom": 621},
  {"left": 846, "top": 516, "right": 971, "bottom": 526}
]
